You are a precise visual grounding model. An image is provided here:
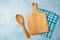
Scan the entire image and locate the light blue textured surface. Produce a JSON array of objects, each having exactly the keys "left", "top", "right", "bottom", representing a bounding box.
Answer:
[{"left": 0, "top": 0, "right": 60, "bottom": 40}]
